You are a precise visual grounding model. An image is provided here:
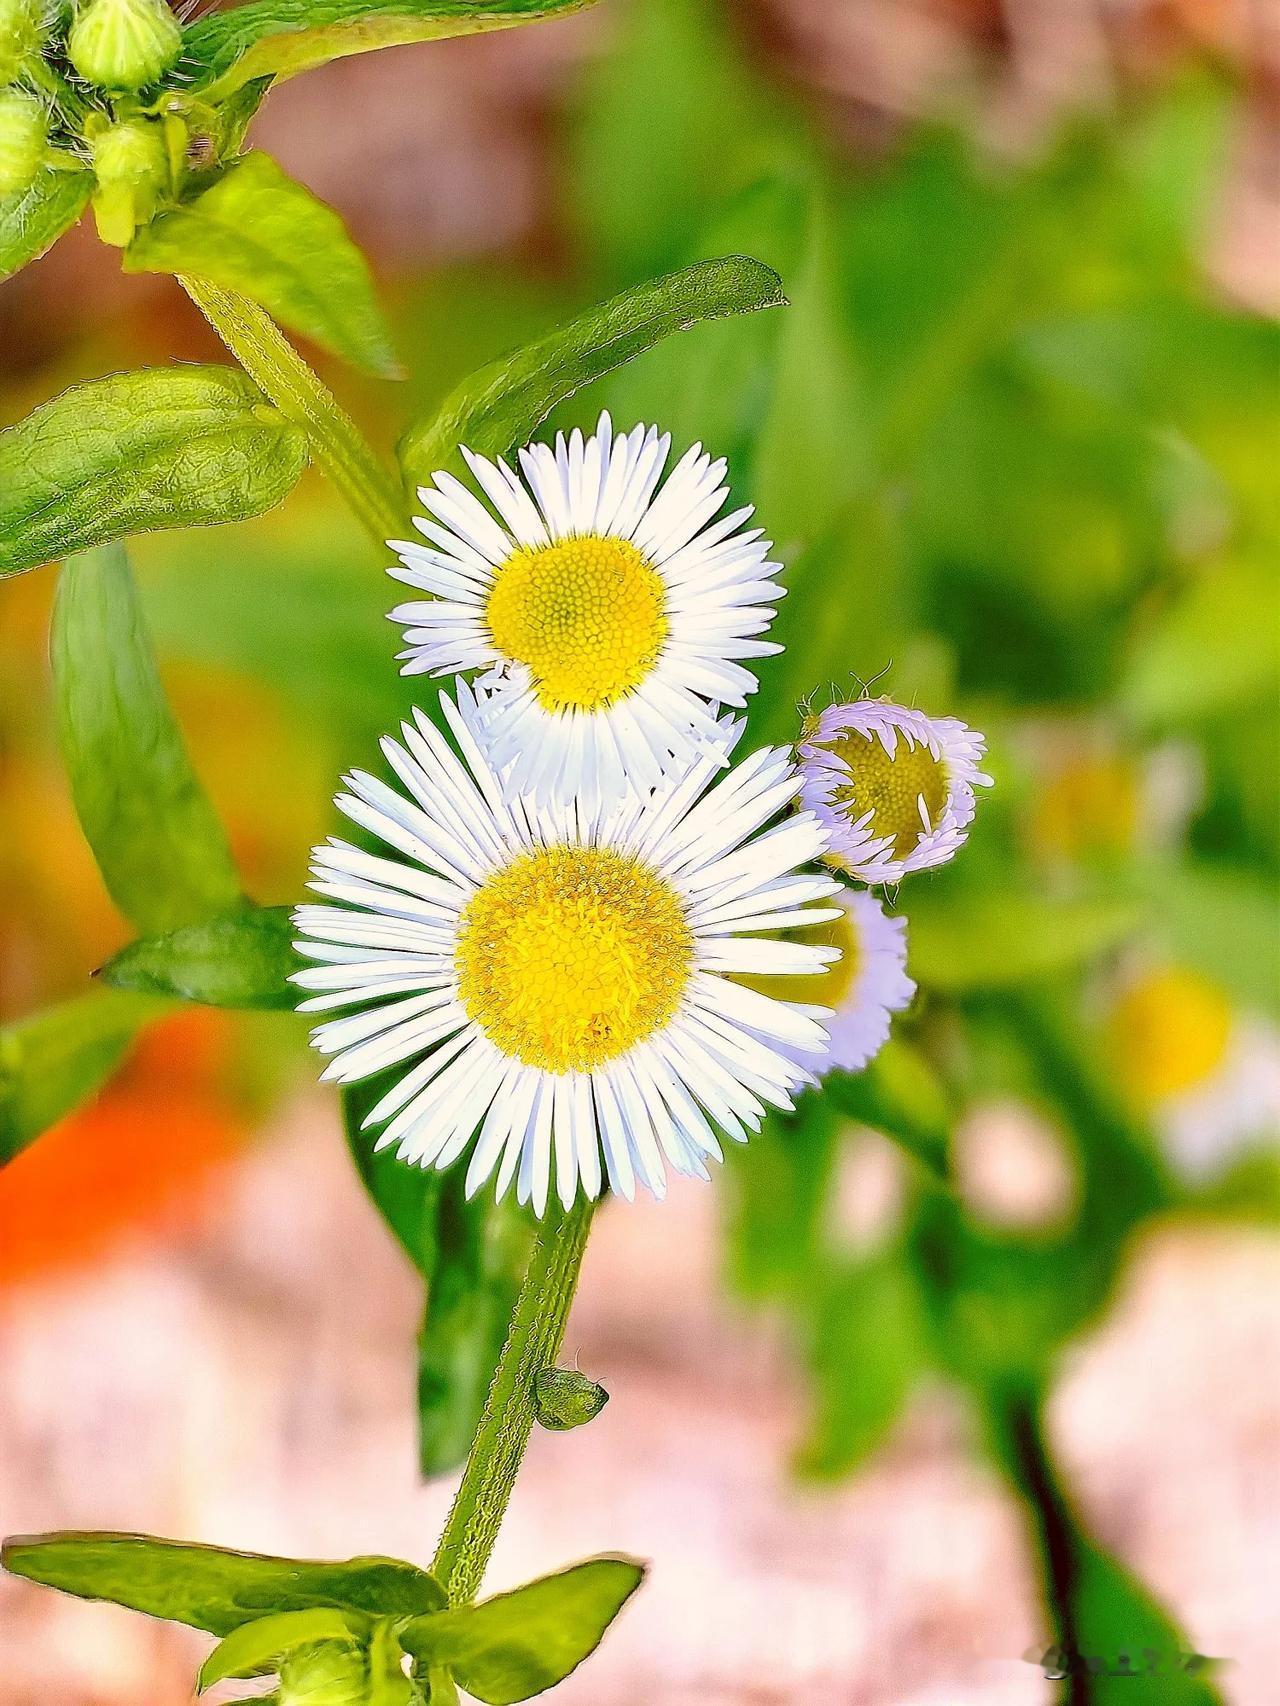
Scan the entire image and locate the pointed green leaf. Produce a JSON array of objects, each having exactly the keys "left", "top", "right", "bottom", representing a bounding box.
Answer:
[
  {"left": 0, "top": 990, "right": 165, "bottom": 1166},
  {"left": 0, "top": 167, "right": 92, "bottom": 283},
  {"left": 343, "top": 1084, "right": 532, "bottom": 1477},
  {"left": 0, "top": 1533, "right": 444, "bottom": 1636},
  {"left": 0, "top": 367, "right": 308, "bottom": 579},
  {"left": 52, "top": 543, "right": 243, "bottom": 934},
  {"left": 398, "top": 255, "right": 785, "bottom": 487},
  {"left": 199, "top": 1608, "right": 367, "bottom": 1688},
  {"left": 127, "top": 153, "right": 399, "bottom": 377},
  {"left": 182, "top": 0, "right": 594, "bottom": 102},
  {"left": 101, "top": 905, "right": 298, "bottom": 1010},
  {"left": 399, "top": 1557, "right": 645, "bottom": 1705}
]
